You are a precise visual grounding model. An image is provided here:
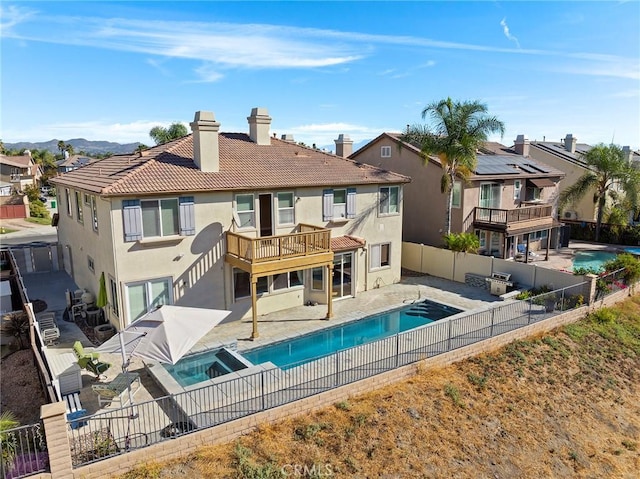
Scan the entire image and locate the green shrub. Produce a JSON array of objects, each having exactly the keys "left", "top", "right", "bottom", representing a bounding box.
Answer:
[
  {"left": 603, "top": 253, "right": 640, "bottom": 284},
  {"left": 590, "top": 307, "right": 617, "bottom": 324},
  {"left": 443, "top": 233, "right": 480, "bottom": 253},
  {"left": 29, "top": 200, "right": 50, "bottom": 219}
]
